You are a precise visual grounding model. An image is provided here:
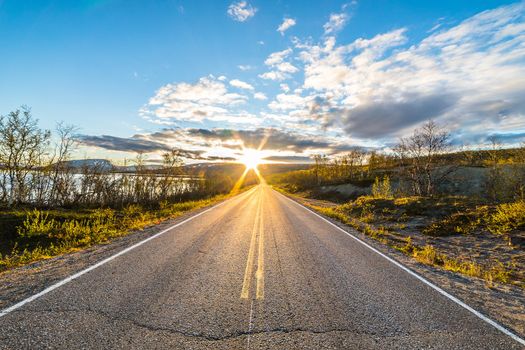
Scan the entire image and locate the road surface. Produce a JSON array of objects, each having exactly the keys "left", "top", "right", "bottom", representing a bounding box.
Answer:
[{"left": 0, "top": 185, "right": 522, "bottom": 349}]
